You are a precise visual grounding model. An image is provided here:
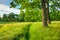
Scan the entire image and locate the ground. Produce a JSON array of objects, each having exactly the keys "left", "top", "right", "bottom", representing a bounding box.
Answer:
[{"left": 0, "top": 21, "right": 60, "bottom": 40}]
